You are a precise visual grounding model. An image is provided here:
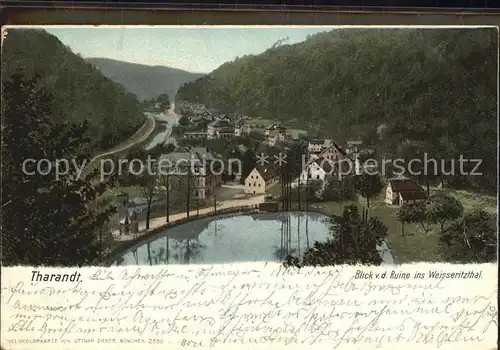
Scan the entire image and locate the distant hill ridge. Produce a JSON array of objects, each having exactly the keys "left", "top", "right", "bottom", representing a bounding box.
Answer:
[
  {"left": 2, "top": 29, "right": 145, "bottom": 152},
  {"left": 176, "top": 28, "right": 497, "bottom": 192},
  {"left": 86, "top": 57, "right": 204, "bottom": 101}
]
